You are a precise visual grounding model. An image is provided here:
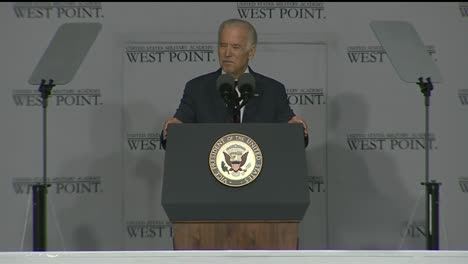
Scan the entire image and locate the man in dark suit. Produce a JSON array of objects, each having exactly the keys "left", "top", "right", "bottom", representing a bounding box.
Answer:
[{"left": 162, "top": 18, "right": 308, "bottom": 147}]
